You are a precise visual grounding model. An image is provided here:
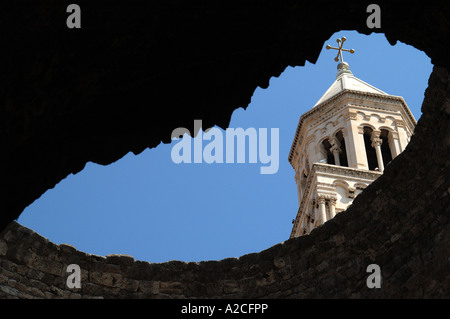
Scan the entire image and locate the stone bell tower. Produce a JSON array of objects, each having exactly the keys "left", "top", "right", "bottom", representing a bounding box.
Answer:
[{"left": 289, "top": 37, "right": 416, "bottom": 238}]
